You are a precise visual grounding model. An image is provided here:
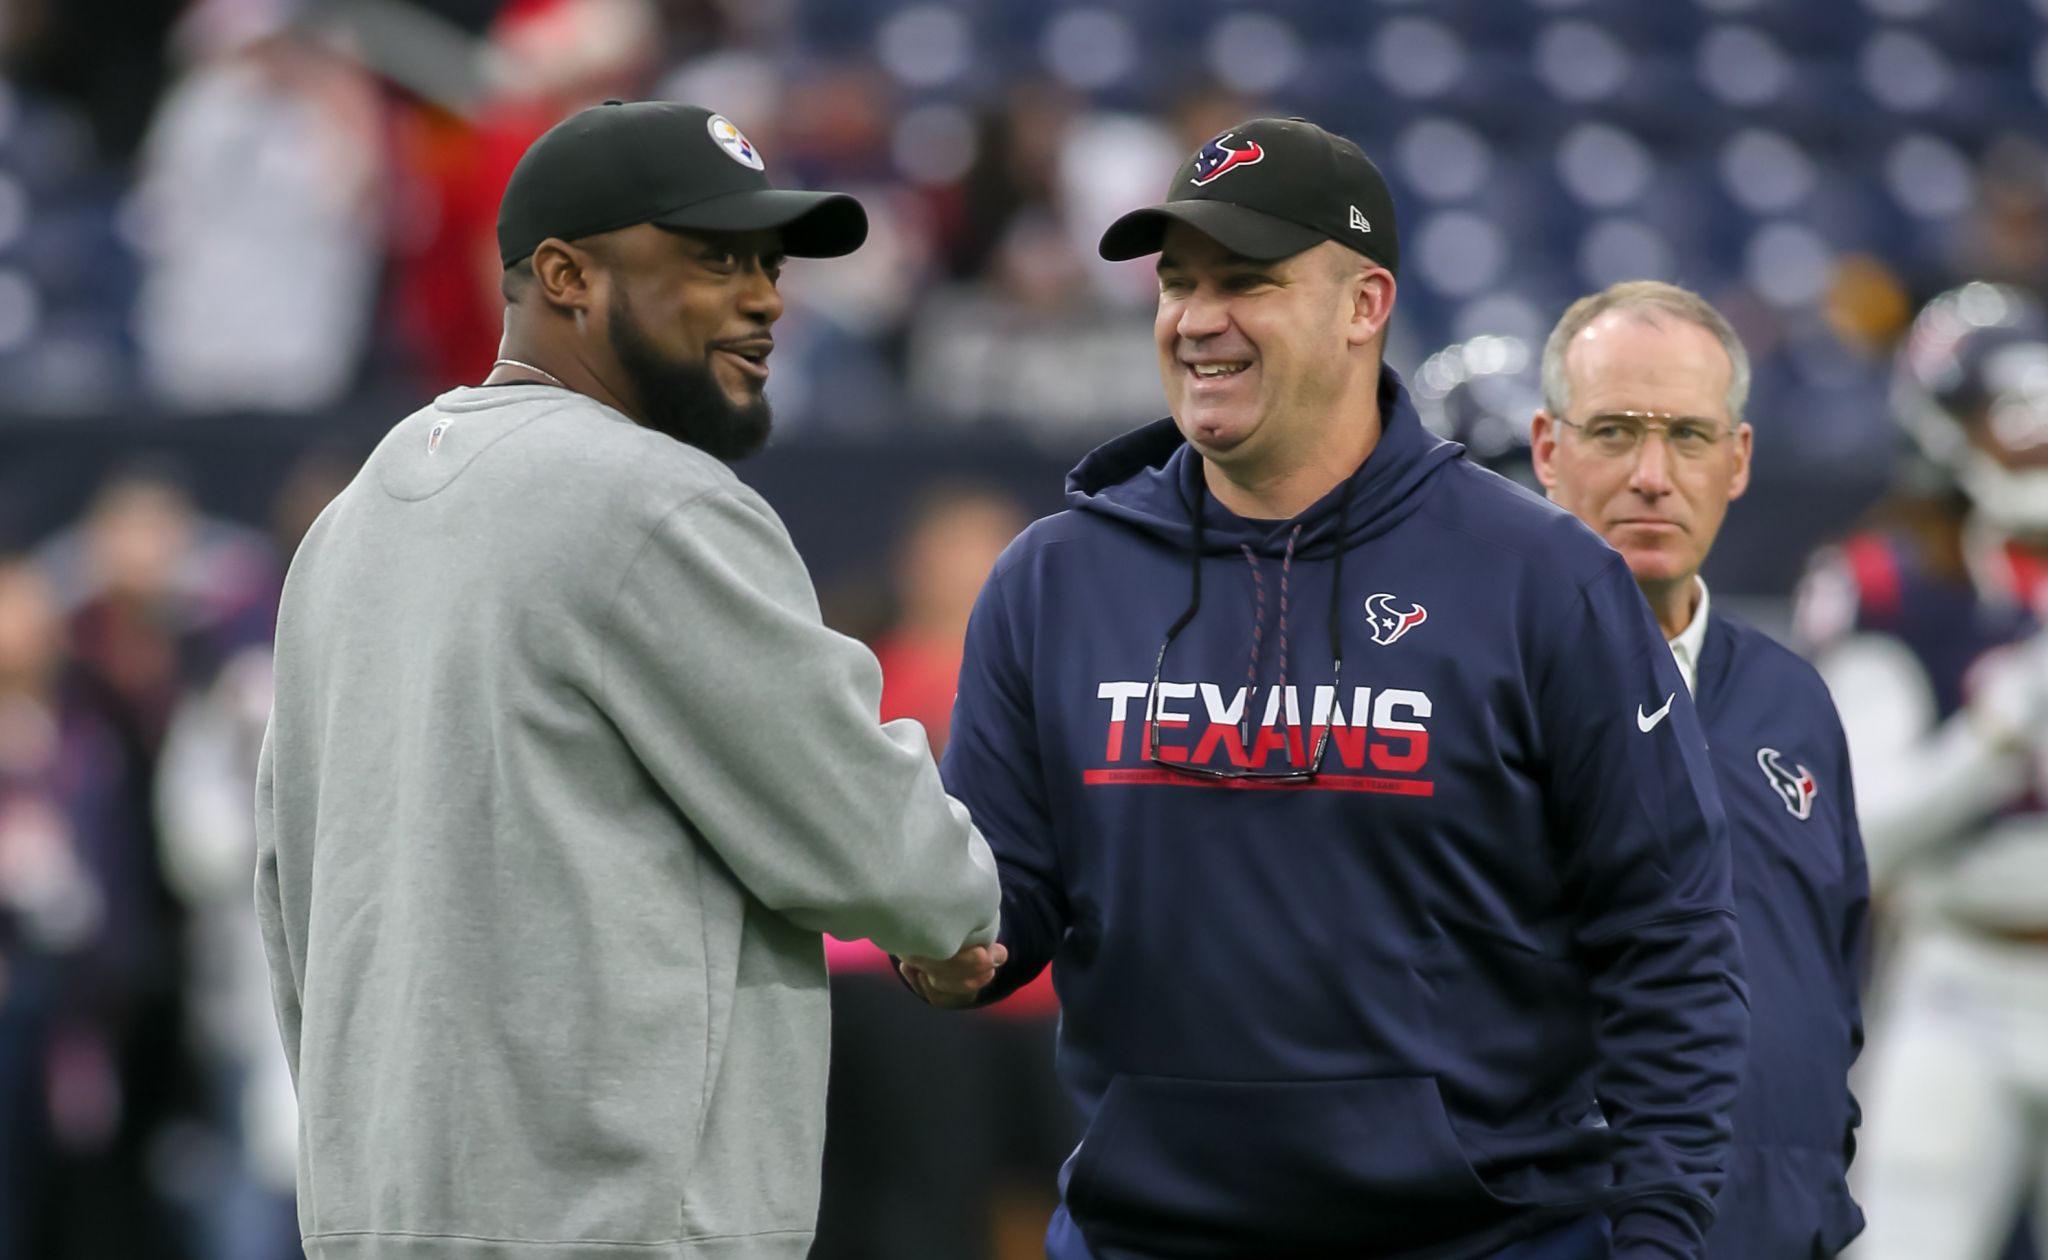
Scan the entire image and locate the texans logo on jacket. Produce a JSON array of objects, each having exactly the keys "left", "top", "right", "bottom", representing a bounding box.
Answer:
[{"left": 1755, "top": 747, "right": 1817, "bottom": 821}]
